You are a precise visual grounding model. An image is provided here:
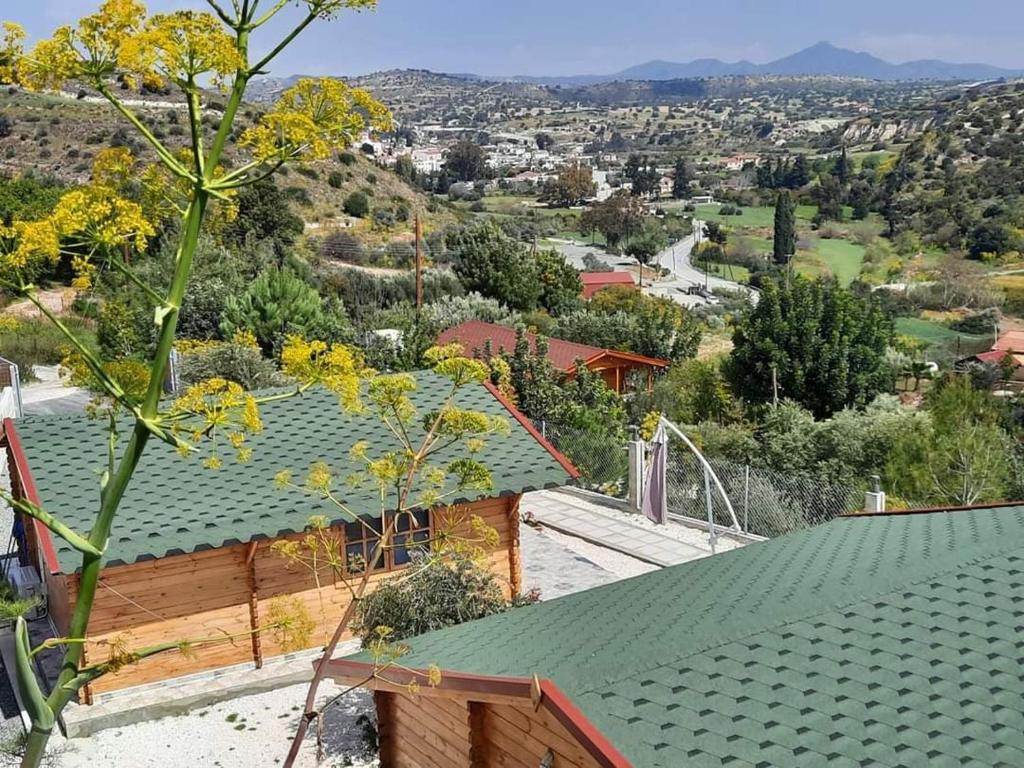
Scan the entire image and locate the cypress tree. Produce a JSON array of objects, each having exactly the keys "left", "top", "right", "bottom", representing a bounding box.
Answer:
[{"left": 773, "top": 190, "right": 796, "bottom": 266}]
